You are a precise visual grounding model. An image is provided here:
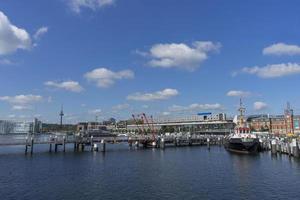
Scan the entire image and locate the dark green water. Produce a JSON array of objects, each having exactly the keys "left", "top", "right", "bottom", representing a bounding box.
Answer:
[{"left": 0, "top": 144, "right": 300, "bottom": 200}]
